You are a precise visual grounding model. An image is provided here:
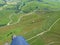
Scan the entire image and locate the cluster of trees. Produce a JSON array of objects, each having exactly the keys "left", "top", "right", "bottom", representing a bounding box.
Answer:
[
  {"left": 3, "top": 0, "right": 12, "bottom": 3},
  {"left": 2, "top": 0, "right": 50, "bottom": 13},
  {"left": 15, "top": 1, "right": 26, "bottom": 13},
  {"left": 37, "top": 0, "right": 43, "bottom": 2},
  {"left": 0, "top": 0, "right": 12, "bottom": 7},
  {"left": 27, "top": 0, "right": 43, "bottom": 2},
  {"left": 0, "top": 4, "right": 5, "bottom": 7},
  {"left": 14, "top": 0, "right": 43, "bottom": 13},
  {"left": 0, "top": 24, "right": 6, "bottom": 27},
  {"left": 0, "top": 0, "right": 7, "bottom": 7},
  {"left": 21, "top": 1, "right": 40, "bottom": 13}
]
